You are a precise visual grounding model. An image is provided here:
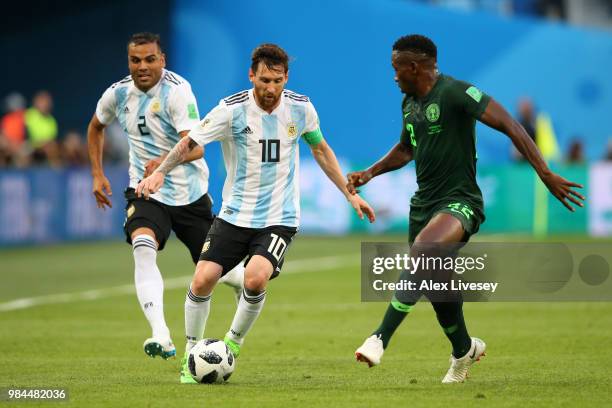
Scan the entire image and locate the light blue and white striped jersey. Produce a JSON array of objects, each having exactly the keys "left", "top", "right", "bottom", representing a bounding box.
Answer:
[
  {"left": 189, "top": 89, "right": 320, "bottom": 228},
  {"left": 95, "top": 69, "right": 209, "bottom": 206}
]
